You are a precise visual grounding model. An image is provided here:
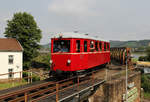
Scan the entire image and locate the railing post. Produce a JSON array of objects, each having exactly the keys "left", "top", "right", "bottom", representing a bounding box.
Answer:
[
  {"left": 12, "top": 72, "right": 14, "bottom": 87},
  {"left": 24, "top": 92, "right": 27, "bottom": 102},
  {"left": 20, "top": 71, "right": 22, "bottom": 84},
  {"left": 31, "top": 69, "right": 32, "bottom": 83},
  {"left": 77, "top": 76, "right": 80, "bottom": 91},
  {"left": 28, "top": 70, "right": 30, "bottom": 84},
  {"left": 92, "top": 72, "right": 94, "bottom": 85},
  {"left": 56, "top": 83, "right": 59, "bottom": 102},
  {"left": 105, "top": 68, "right": 108, "bottom": 81}
]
